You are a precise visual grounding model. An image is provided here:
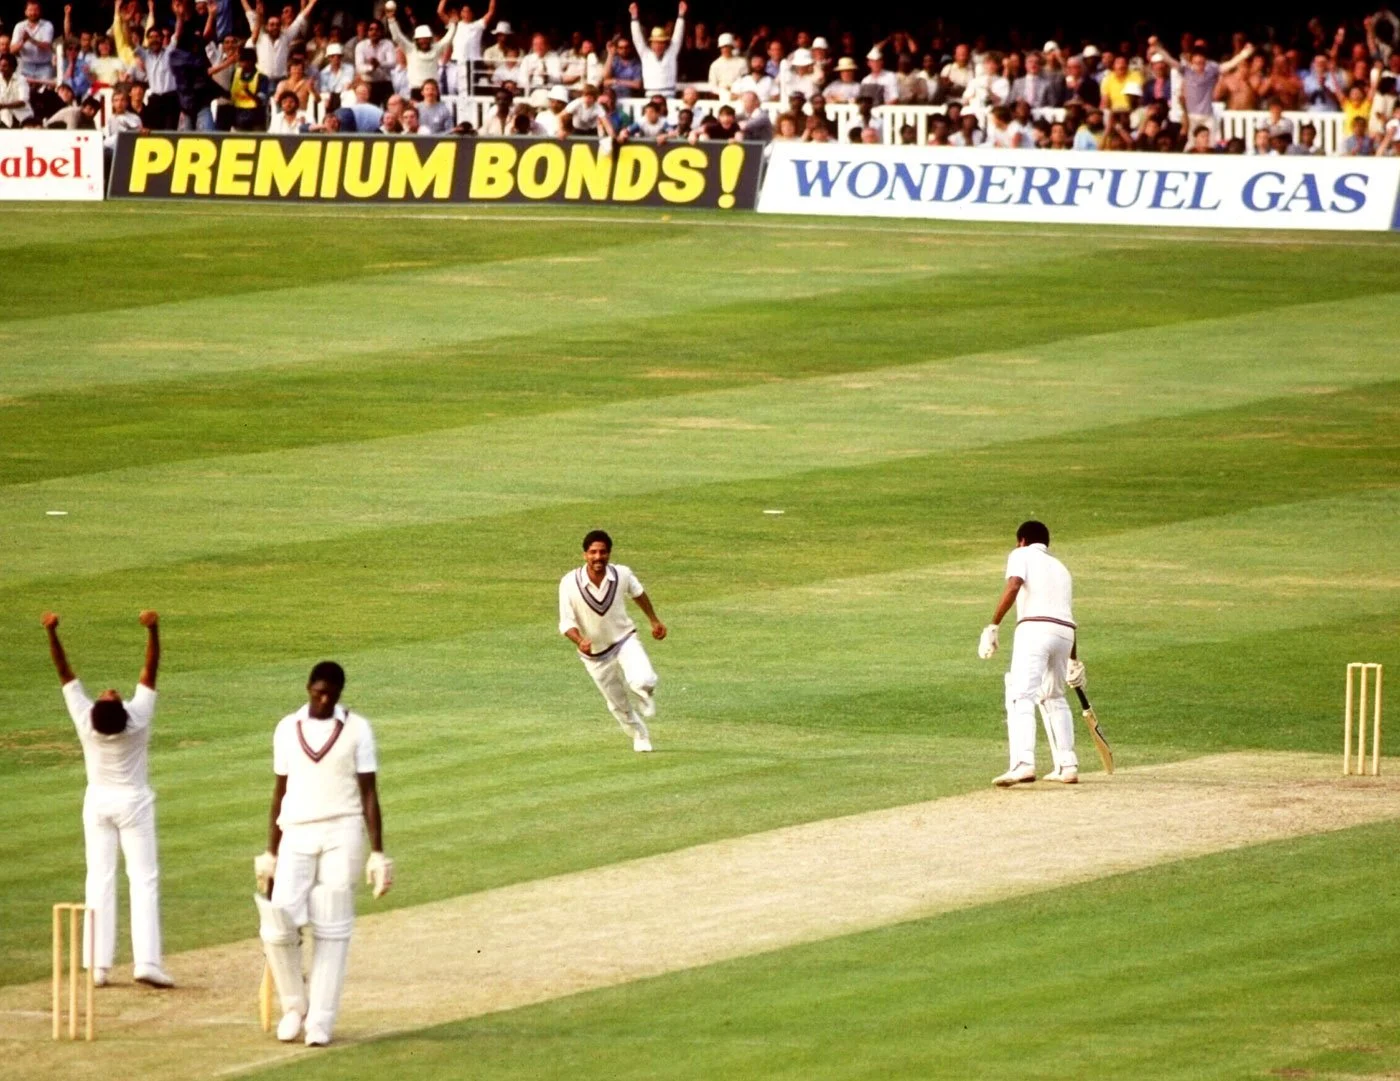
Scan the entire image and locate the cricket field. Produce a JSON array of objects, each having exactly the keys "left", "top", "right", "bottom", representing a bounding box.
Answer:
[{"left": 2, "top": 204, "right": 1399, "bottom": 1080}]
